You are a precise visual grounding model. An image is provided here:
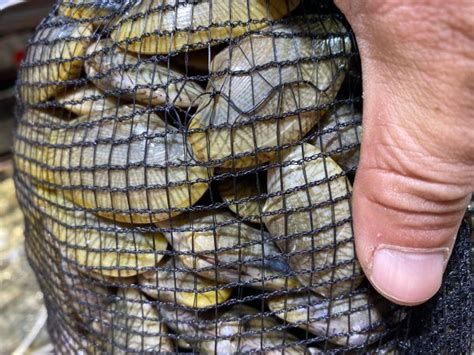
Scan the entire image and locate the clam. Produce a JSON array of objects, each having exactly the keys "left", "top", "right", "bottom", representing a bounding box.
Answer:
[
  {"left": 217, "top": 173, "right": 266, "bottom": 223},
  {"left": 157, "top": 211, "right": 300, "bottom": 290},
  {"left": 20, "top": 18, "right": 93, "bottom": 104},
  {"left": 93, "top": 288, "right": 175, "bottom": 353},
  {"left": 111, "top": 0, "right": 300, "bottom": 55},
  {"left": 59, "top": 0, "right": 124, "bottom": 25},
  {"left": 85, "top": 40, "right": 204, "bottom": 108},
  {"left": 59, "top": 260, "right": 116, "bottom": 323},
  {"left": 263, "top": 143, "right": 363, "bottom": 297},
  {"left": 312, "top": 104, "right": 362, "bottom": 172},
  {"left": 14, "top": 109, "right": 65, "bottom": 184},
  {"left": 56, "top": 84, "right": 118, "bottom": 116},
  {"left": 16, "top": 106, "right": 211, "bottom": 223},
  {"left": 188, "top": 17, "right": 352, "bottom": 168},
  {"left": 139, "top": 256, "right": 232, "bottom": 308},
  {"left": 52, "top": 325, "right": 103, "bottom": 354},
  {"left": 45, "top": 105, "right": 210, "bottom": 223},
  {"left": 160, "top": 304, "right": 306, "bottom": 354},
  {"left": 268, "top": 290, "right": 405, "bottom": 346},
  {"left": 34, "top": 187, "right": 168, "bottom": 278}
]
